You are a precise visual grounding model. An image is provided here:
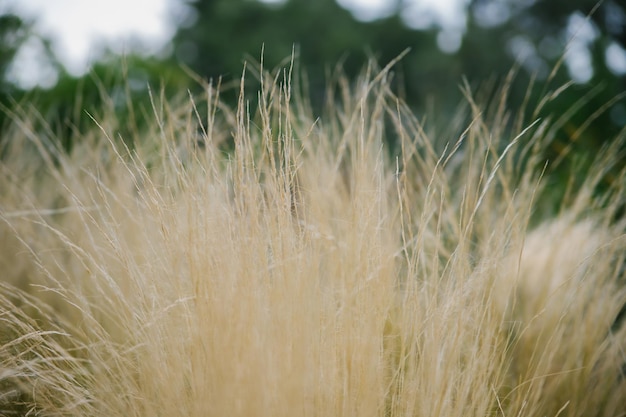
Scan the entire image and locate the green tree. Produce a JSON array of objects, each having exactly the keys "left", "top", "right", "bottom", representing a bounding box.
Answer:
[{"left": 173, "top": 0, "right": 457, "bottom": 112}]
